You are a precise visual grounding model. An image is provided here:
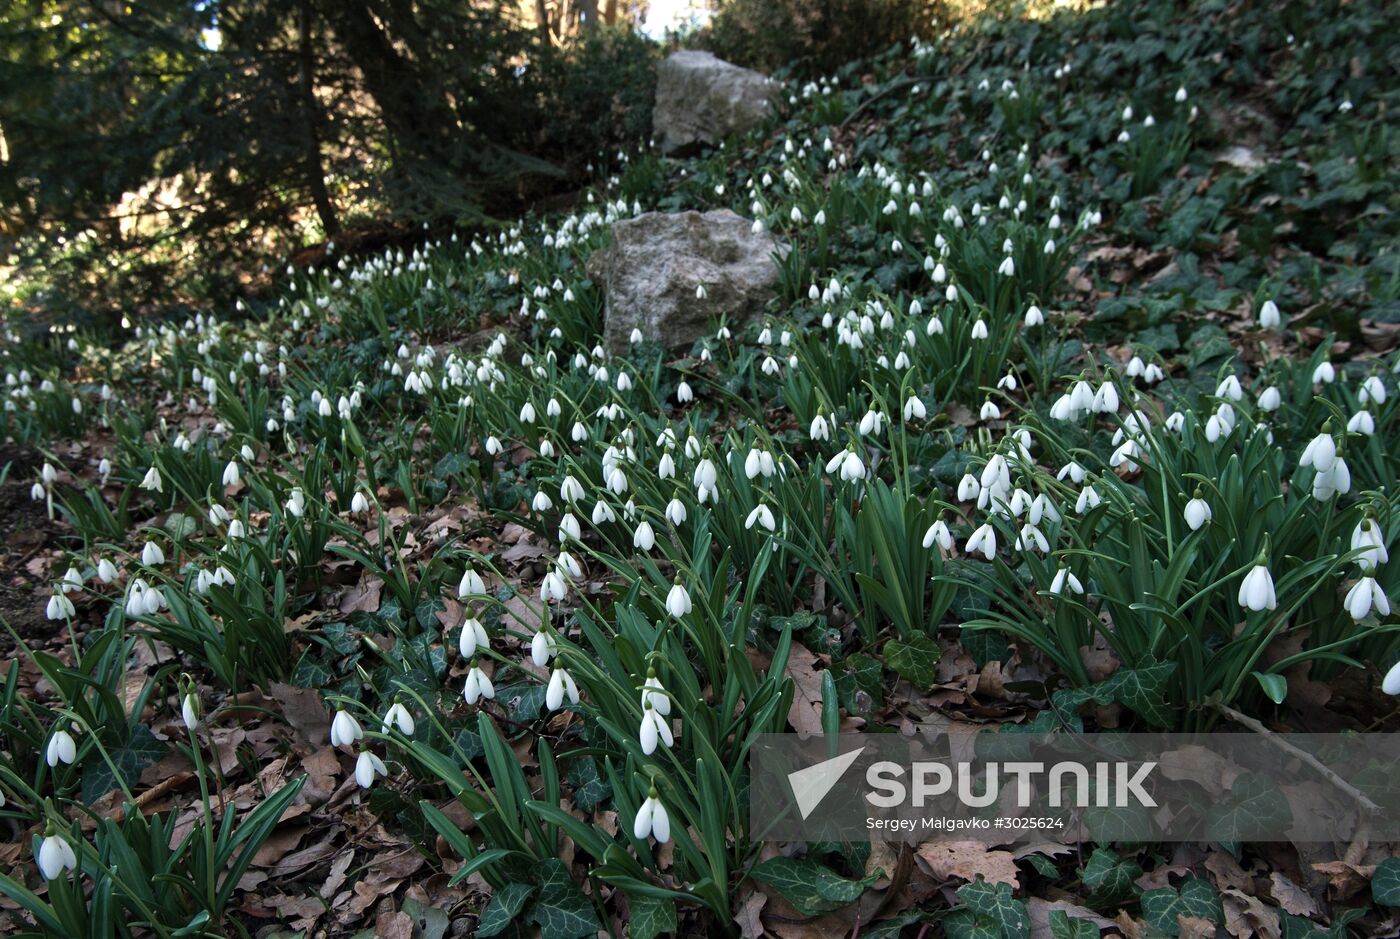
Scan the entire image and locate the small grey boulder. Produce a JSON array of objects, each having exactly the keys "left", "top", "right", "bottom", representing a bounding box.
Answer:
[
  {"left": 587, "top": 210, "right": 784, "bottom": 353},
  {"left": 653, "top": 51, "right": 778, "bottom": 155}
]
